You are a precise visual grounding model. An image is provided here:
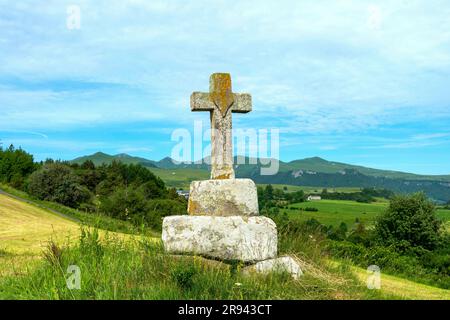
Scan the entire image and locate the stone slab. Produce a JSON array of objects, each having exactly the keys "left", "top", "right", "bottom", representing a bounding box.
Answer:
[
  {"left": 242, "top": 256, "right": 303, "bottom": 280},
  {"left": 162, "top": 215, "right": 277, "bottom": 262},
  {"left": 188, "top": 179, "right": 259, "bottom": 216}
]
